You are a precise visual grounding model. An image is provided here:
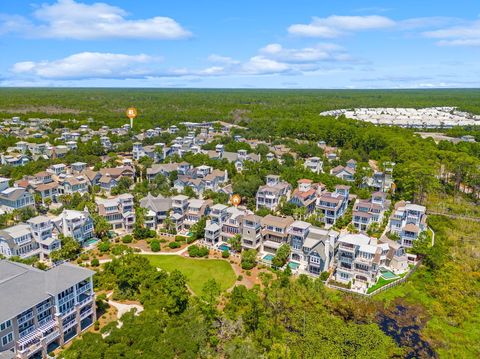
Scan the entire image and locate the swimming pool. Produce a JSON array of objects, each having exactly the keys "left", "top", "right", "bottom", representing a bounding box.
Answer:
[
  {"left": 288, "top": 262, "right": 300, "bottom": 270},
  {"left": 219, "top": 244, "right": 230, "bottom": 252},
  {"left": 380, "top": 268, "right": 397, "bottom": 280},
  {"left": 83, "top": 238, "right": 99, "bottom": 247},
  {"left": 263, "top": 254, "right": 274, "bottom": 261}
]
